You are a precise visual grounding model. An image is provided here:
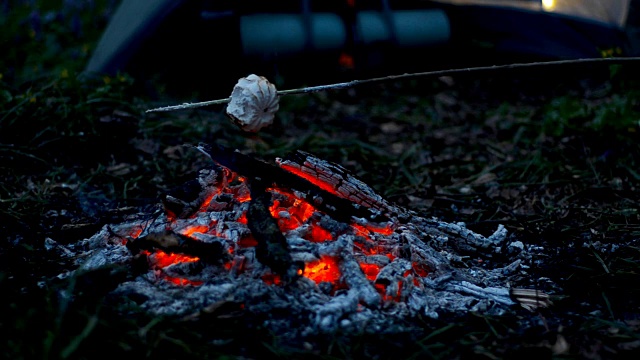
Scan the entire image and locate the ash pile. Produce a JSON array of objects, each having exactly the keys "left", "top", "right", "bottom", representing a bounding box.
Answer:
[{"left": 51, "top": 144, "right": 551, "bottom": 340}]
